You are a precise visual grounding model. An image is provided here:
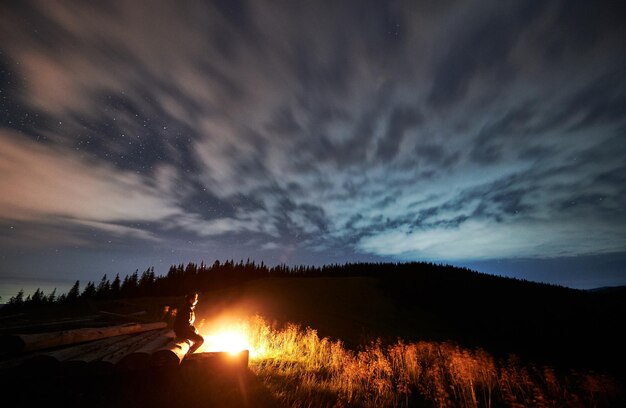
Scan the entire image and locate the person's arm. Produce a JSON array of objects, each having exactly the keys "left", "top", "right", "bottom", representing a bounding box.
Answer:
[
  {"left": 174, "top": 305, "right": 190, "bottom": 330},
  {"left": 191, "top": 310, "right": 199, "bottom": 333}
]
